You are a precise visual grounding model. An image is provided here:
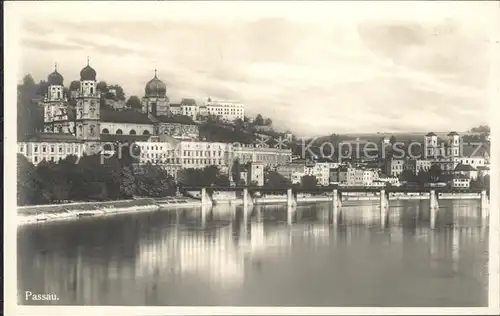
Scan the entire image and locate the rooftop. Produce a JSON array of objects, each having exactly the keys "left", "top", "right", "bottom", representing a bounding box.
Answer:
[
  {"left": 100, "top": 134, "right": 151, "bottom": 143},
  {"left": 454, "top": 163, "right": 477, "bottom": 172},
  {"left": 155, "top": 115, "right": 197, "bottom": 125},
  {"left": 100, "top": 107, "right": 152, "bottom": 124},
  {"left": 26, "top": 133, "right": 84, "bottom": 143}
]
